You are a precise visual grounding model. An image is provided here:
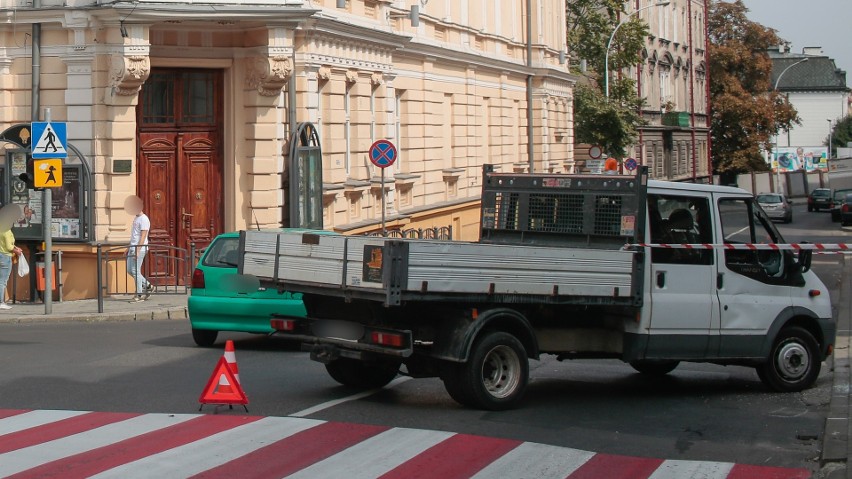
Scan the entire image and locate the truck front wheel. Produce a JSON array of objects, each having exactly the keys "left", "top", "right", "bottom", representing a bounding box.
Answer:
[
  {"left": 442, "top": 331, "right": 528, "bottom": 410},
  {"left": 758, "top": 326, "right": 821, "bottom": 392},
  {"left": 630, "top": 360, "right": 679, "bottom": 376},
  {"left": 325, "top": 358, "right": 400, "bottom": 389}
]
